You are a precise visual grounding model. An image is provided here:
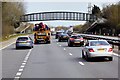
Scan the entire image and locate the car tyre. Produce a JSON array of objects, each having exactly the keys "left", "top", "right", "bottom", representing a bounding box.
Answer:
[
  {"left": 58, "top": 39, "right": 61, "bottom": 42},
  {"left": 82, "top": 50, "right": 85, "bottom": 59},
  {"left": 85, "top": 53, "right": 90, "bottom": 61},
  {"left": 109, "top": 57, "right": 113, "bottom": 61}
]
